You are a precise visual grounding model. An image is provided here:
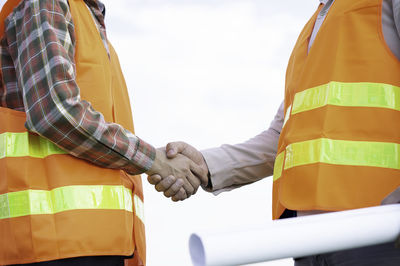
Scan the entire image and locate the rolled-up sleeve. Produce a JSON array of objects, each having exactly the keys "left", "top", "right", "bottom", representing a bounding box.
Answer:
[{"left": 10, "top": 0, "right": 155, "bottom": 175}]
